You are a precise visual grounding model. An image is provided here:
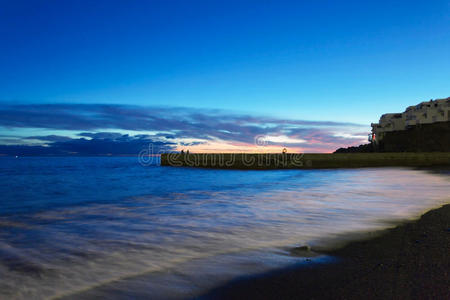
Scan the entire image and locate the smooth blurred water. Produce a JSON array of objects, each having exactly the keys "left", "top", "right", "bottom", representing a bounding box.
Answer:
[{"left": 0, "top": 157, "right": 449, "bottom": 299}]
